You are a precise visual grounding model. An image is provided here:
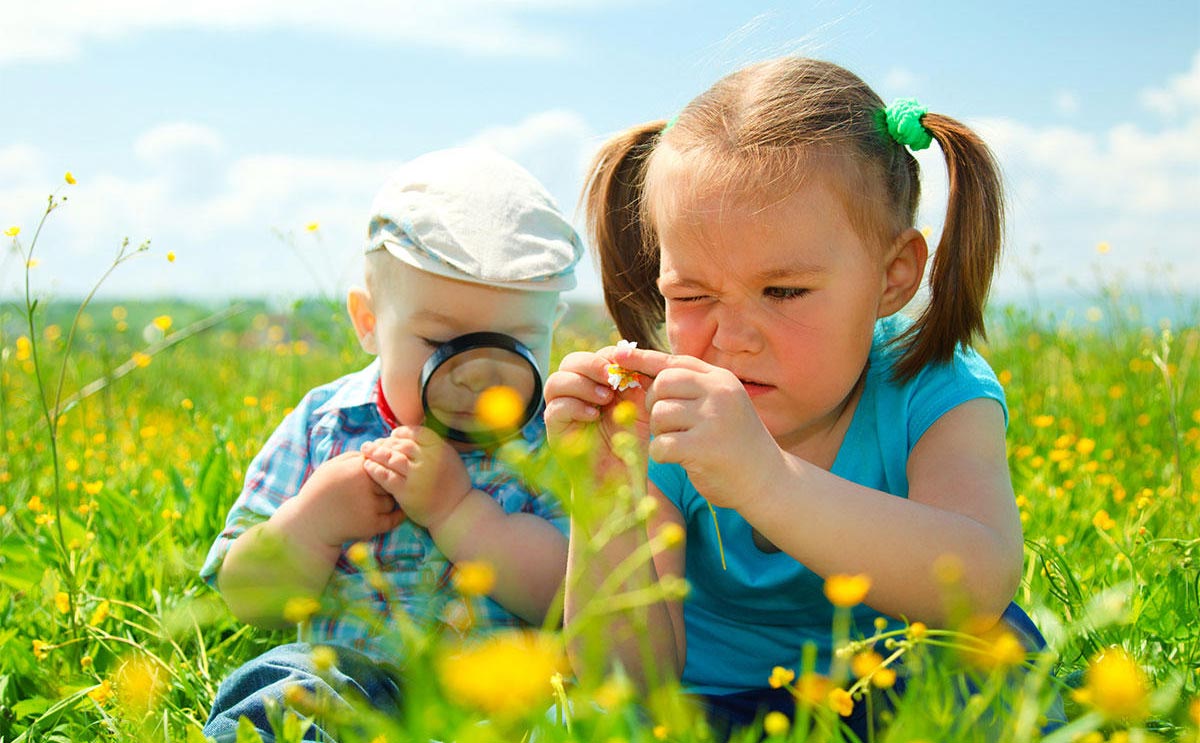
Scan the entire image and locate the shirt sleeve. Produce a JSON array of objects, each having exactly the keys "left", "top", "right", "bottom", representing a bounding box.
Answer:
[
  {"left": 906, "top": 344, "right": 1008, "bottom": 451},
  {"left": 198, "top": 395, "right": 320, "bottom": 587}
]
